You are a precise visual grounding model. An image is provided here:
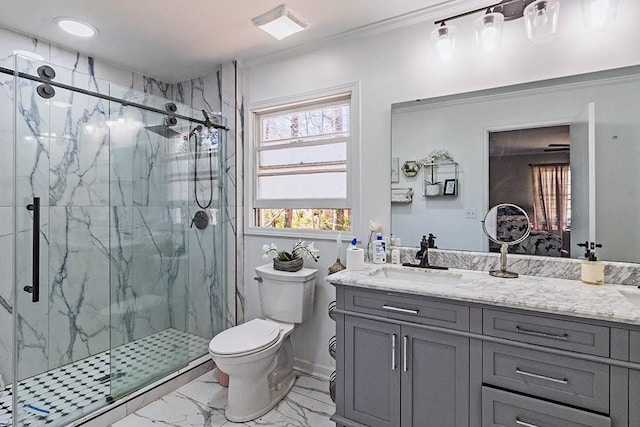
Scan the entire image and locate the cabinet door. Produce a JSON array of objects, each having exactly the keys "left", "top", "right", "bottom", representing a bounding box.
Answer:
[
  {"left": 344, "top": 315, "right": 401, "bottom": 427},
  {"left": 630, "top": 370, "right": 640, "bottom": 427},
  {"left": 401, "top": 325, "right": 470, "bottom": 427}
]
